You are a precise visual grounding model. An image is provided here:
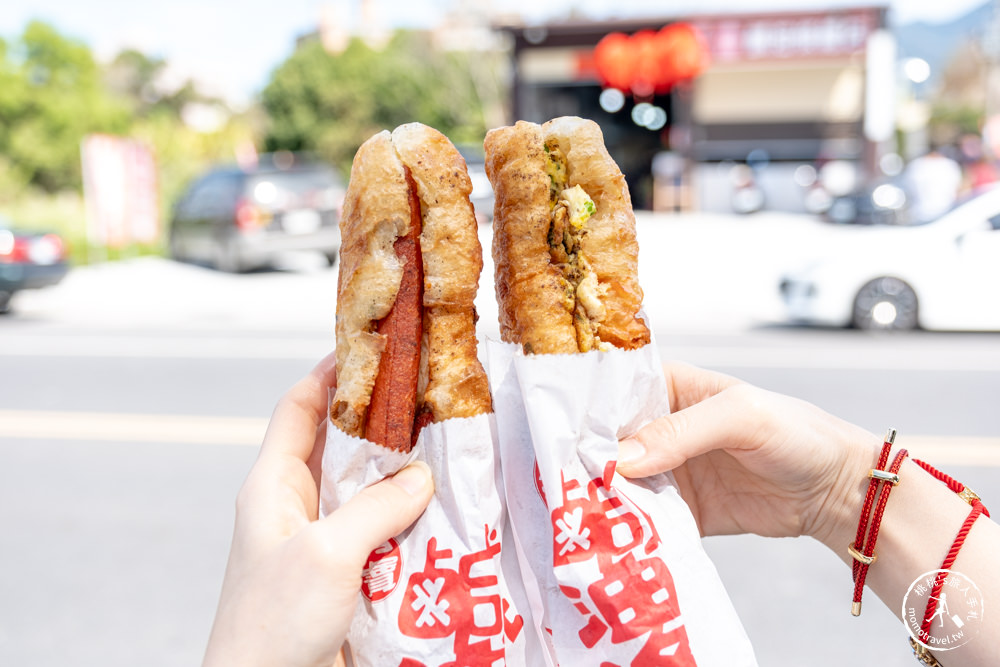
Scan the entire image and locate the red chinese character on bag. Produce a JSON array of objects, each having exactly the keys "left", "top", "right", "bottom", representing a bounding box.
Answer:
[
  {"left": 547, "top": 462, "right": 696, "bottom": 666},
  {"left": 551, "top": 468, "right": 644, "bottom": 568},
  {"left": 362, "top": 538, "right": 402, "bottom": 602},
  {"left": 397, "top": 525, "right": 522, "bottom": 667}
]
